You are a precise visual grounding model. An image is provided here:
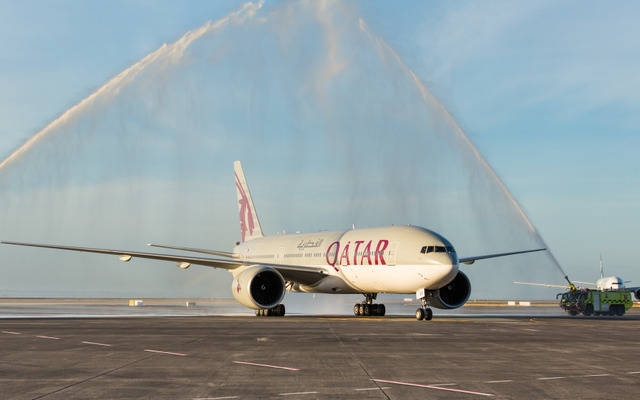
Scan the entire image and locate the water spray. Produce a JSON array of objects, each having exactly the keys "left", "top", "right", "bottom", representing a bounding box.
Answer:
[
  {"left": 0, "top": 0, "right": 566, "bottom": 298},
  {"left": 358, "top": 17, "right": 569, "bottom": 282},
  {"left": 0, "top": 1, "right": 264, "bottom": 173}
]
